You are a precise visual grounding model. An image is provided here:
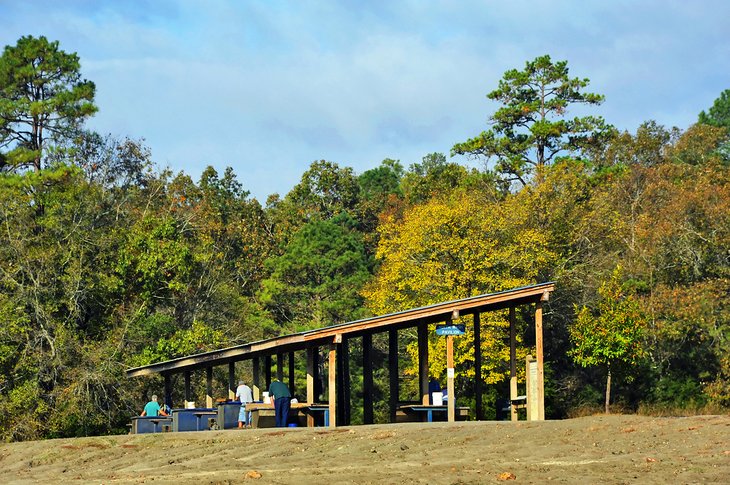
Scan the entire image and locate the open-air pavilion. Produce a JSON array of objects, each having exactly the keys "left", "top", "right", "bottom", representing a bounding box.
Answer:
[{"left": 126, "top": 282, "right": 554, "bottom": 427}]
